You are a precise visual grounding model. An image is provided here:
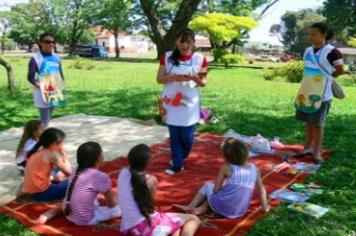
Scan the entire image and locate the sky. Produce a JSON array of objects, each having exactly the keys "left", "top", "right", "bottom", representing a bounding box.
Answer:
[{"left": 0, "top": 0, "right": 325, "bottom": 45}]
